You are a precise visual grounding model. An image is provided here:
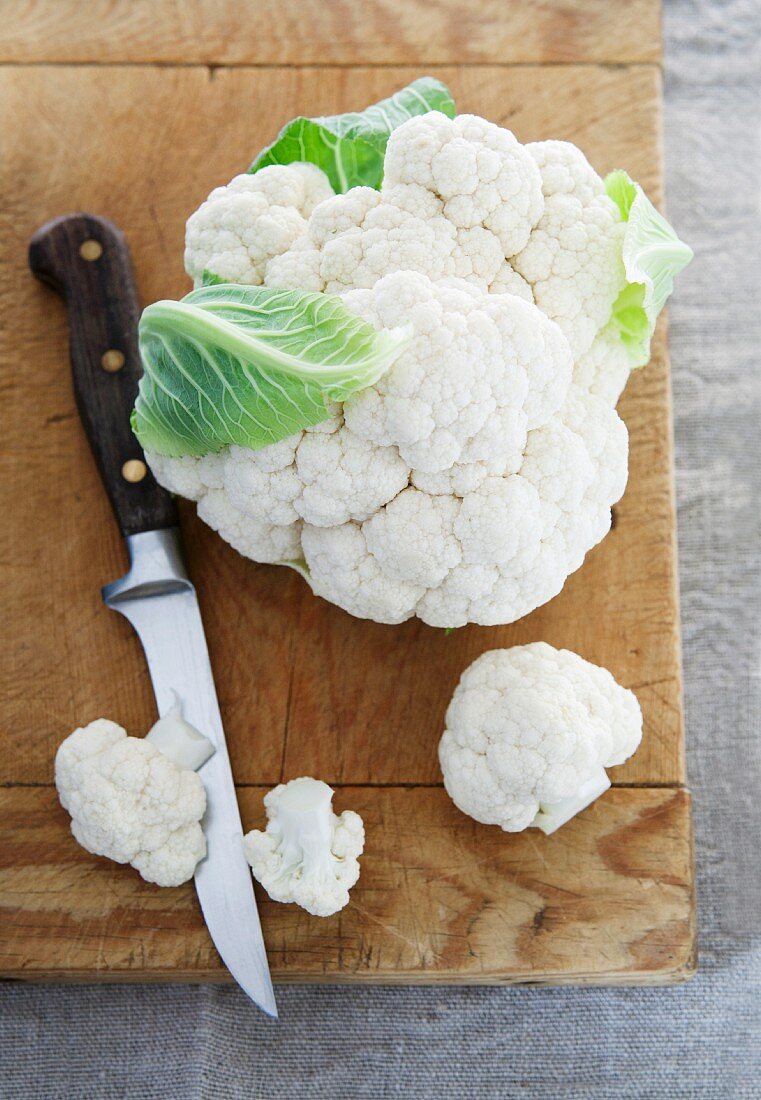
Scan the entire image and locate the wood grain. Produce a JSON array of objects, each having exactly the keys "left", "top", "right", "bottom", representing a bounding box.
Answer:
[
  {"left": 0, "top": 64, "right": 680, "bottom": 789},
  {"left": 0, "top": 59, "right": 693, "bottom": 985},
  {"left": 0, "top": 786, "right": 695, "bottom": 984},
  {"left": 0, "top": 0, "right": 662, "bottom": 65}
]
